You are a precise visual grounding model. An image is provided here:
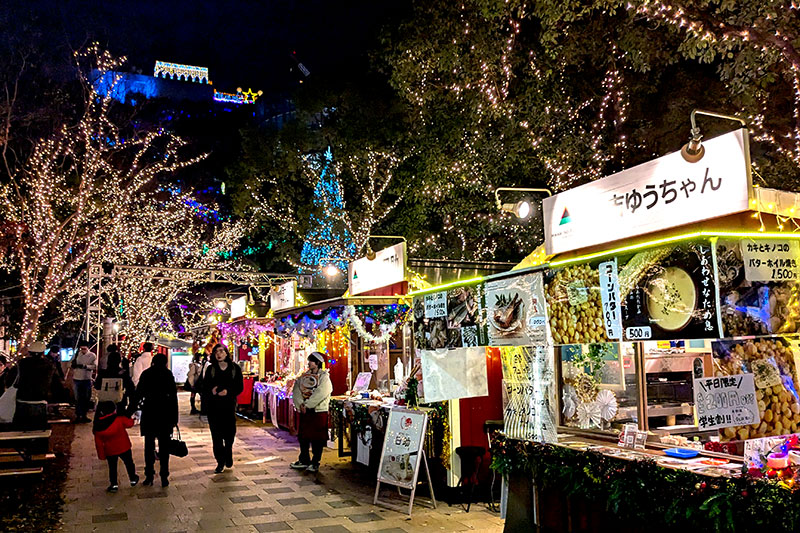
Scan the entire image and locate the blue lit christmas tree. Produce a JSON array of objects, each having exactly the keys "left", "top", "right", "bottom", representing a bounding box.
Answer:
[{"left": 299, "top": 147, "right": 356, "bottom": 273}]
